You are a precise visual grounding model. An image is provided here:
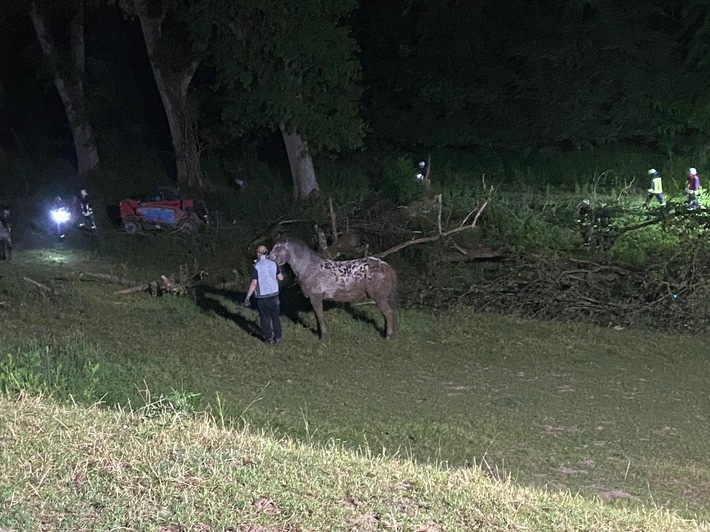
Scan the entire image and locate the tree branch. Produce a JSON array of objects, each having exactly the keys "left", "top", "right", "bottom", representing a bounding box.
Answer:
[{"left": 376, "top": 200, "right": 488, "bottom": 259}]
